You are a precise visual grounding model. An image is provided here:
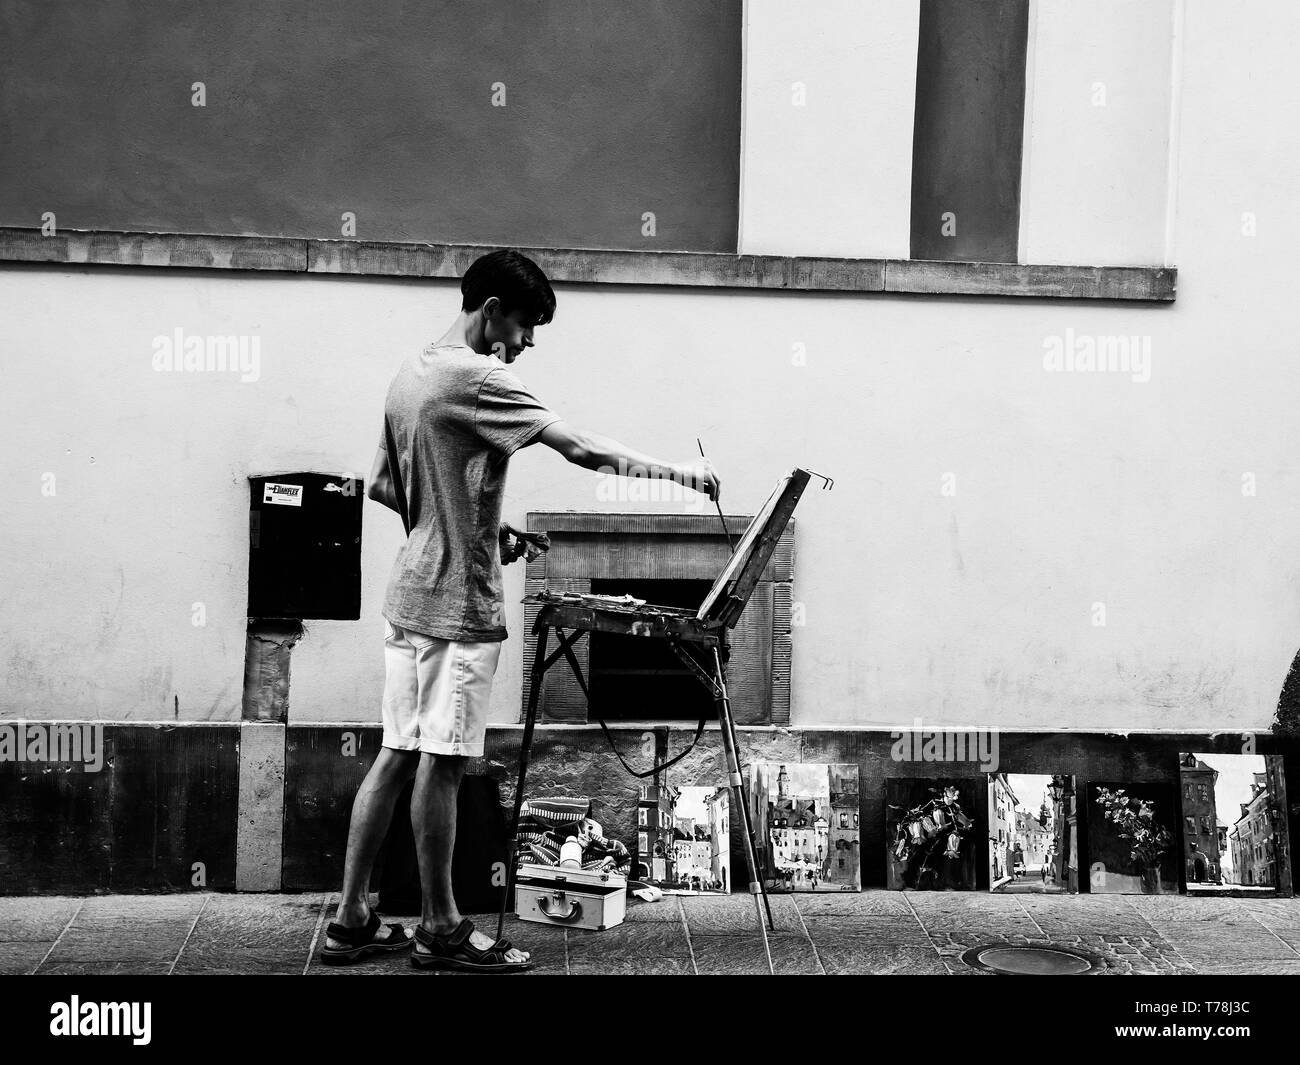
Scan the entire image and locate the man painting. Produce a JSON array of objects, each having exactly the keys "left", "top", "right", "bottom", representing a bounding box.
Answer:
[{"left": 319, "top": 250, "right": 720, "bottom": 972}]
